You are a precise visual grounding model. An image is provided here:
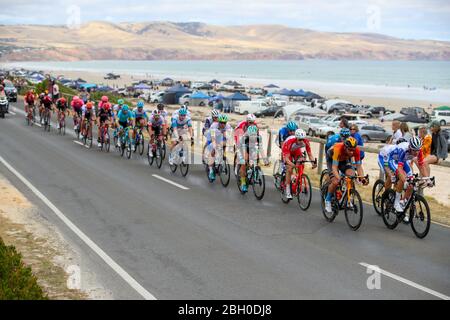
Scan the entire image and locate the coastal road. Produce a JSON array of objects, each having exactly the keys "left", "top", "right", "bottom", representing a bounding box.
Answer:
[{"left": 0, "top": 103, "right": 449, "bottom": 300}]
